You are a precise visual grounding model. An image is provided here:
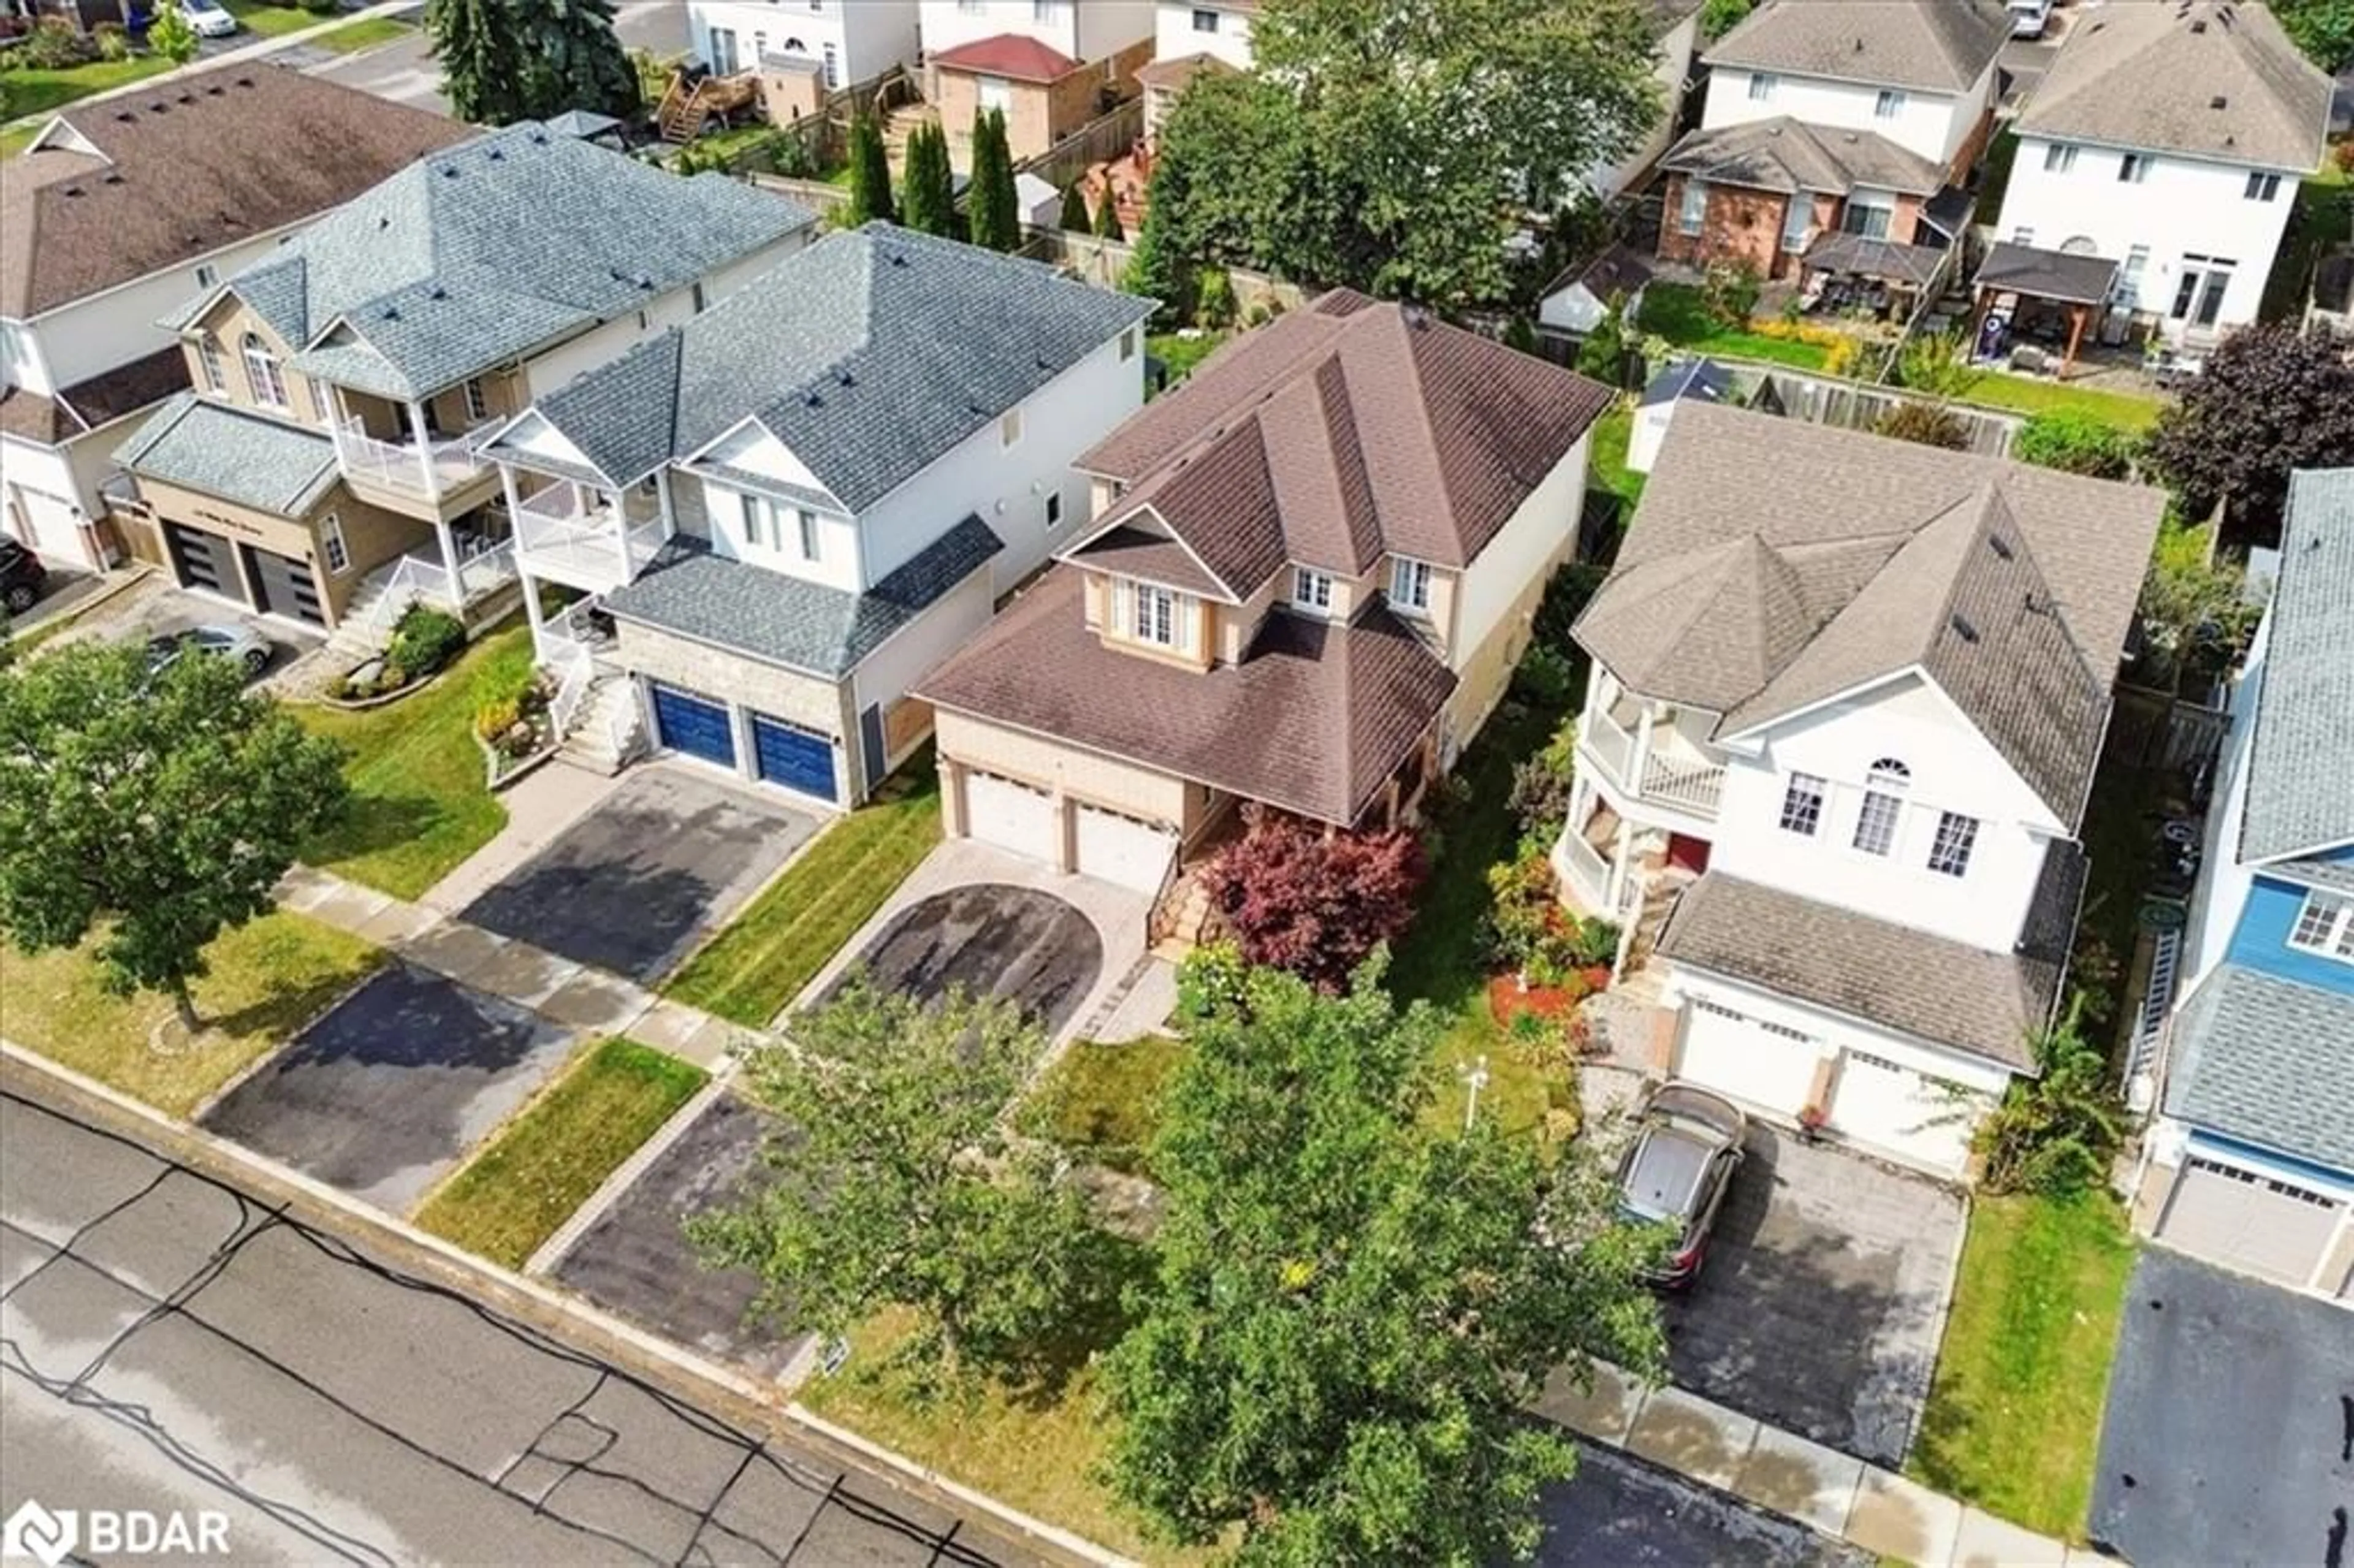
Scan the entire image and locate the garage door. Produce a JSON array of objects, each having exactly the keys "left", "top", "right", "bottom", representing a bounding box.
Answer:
[
  {"left": 245, "top": 544, "right": 325, "bottom": 626},
  {"left": 165, "top": 522, "right": 246, "bottom": 605},
  {"left": 966, "top": 772, "right": 1057, "bottom": 864},
  {"left": 1674, "top": 998, "right": 1820, "bottom": 1118},
  {"left": 2156, "top": 1156, "right": 2343, "bottom": 1288},
  {"left": 649, "top": 684, "right": 736, "bottom": 769},
  {"left": 750, "top": 711, "right": 837, "bottom": 802},
  {"left": 1074, "top": 804, "right": 1176, "bottom": 894},
  {"left": 1830, "top": 1051, "right": 1981, "bottom": 1174},
  {"left": 12, "top": 485, "right": 85, "bottom": 567}
]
